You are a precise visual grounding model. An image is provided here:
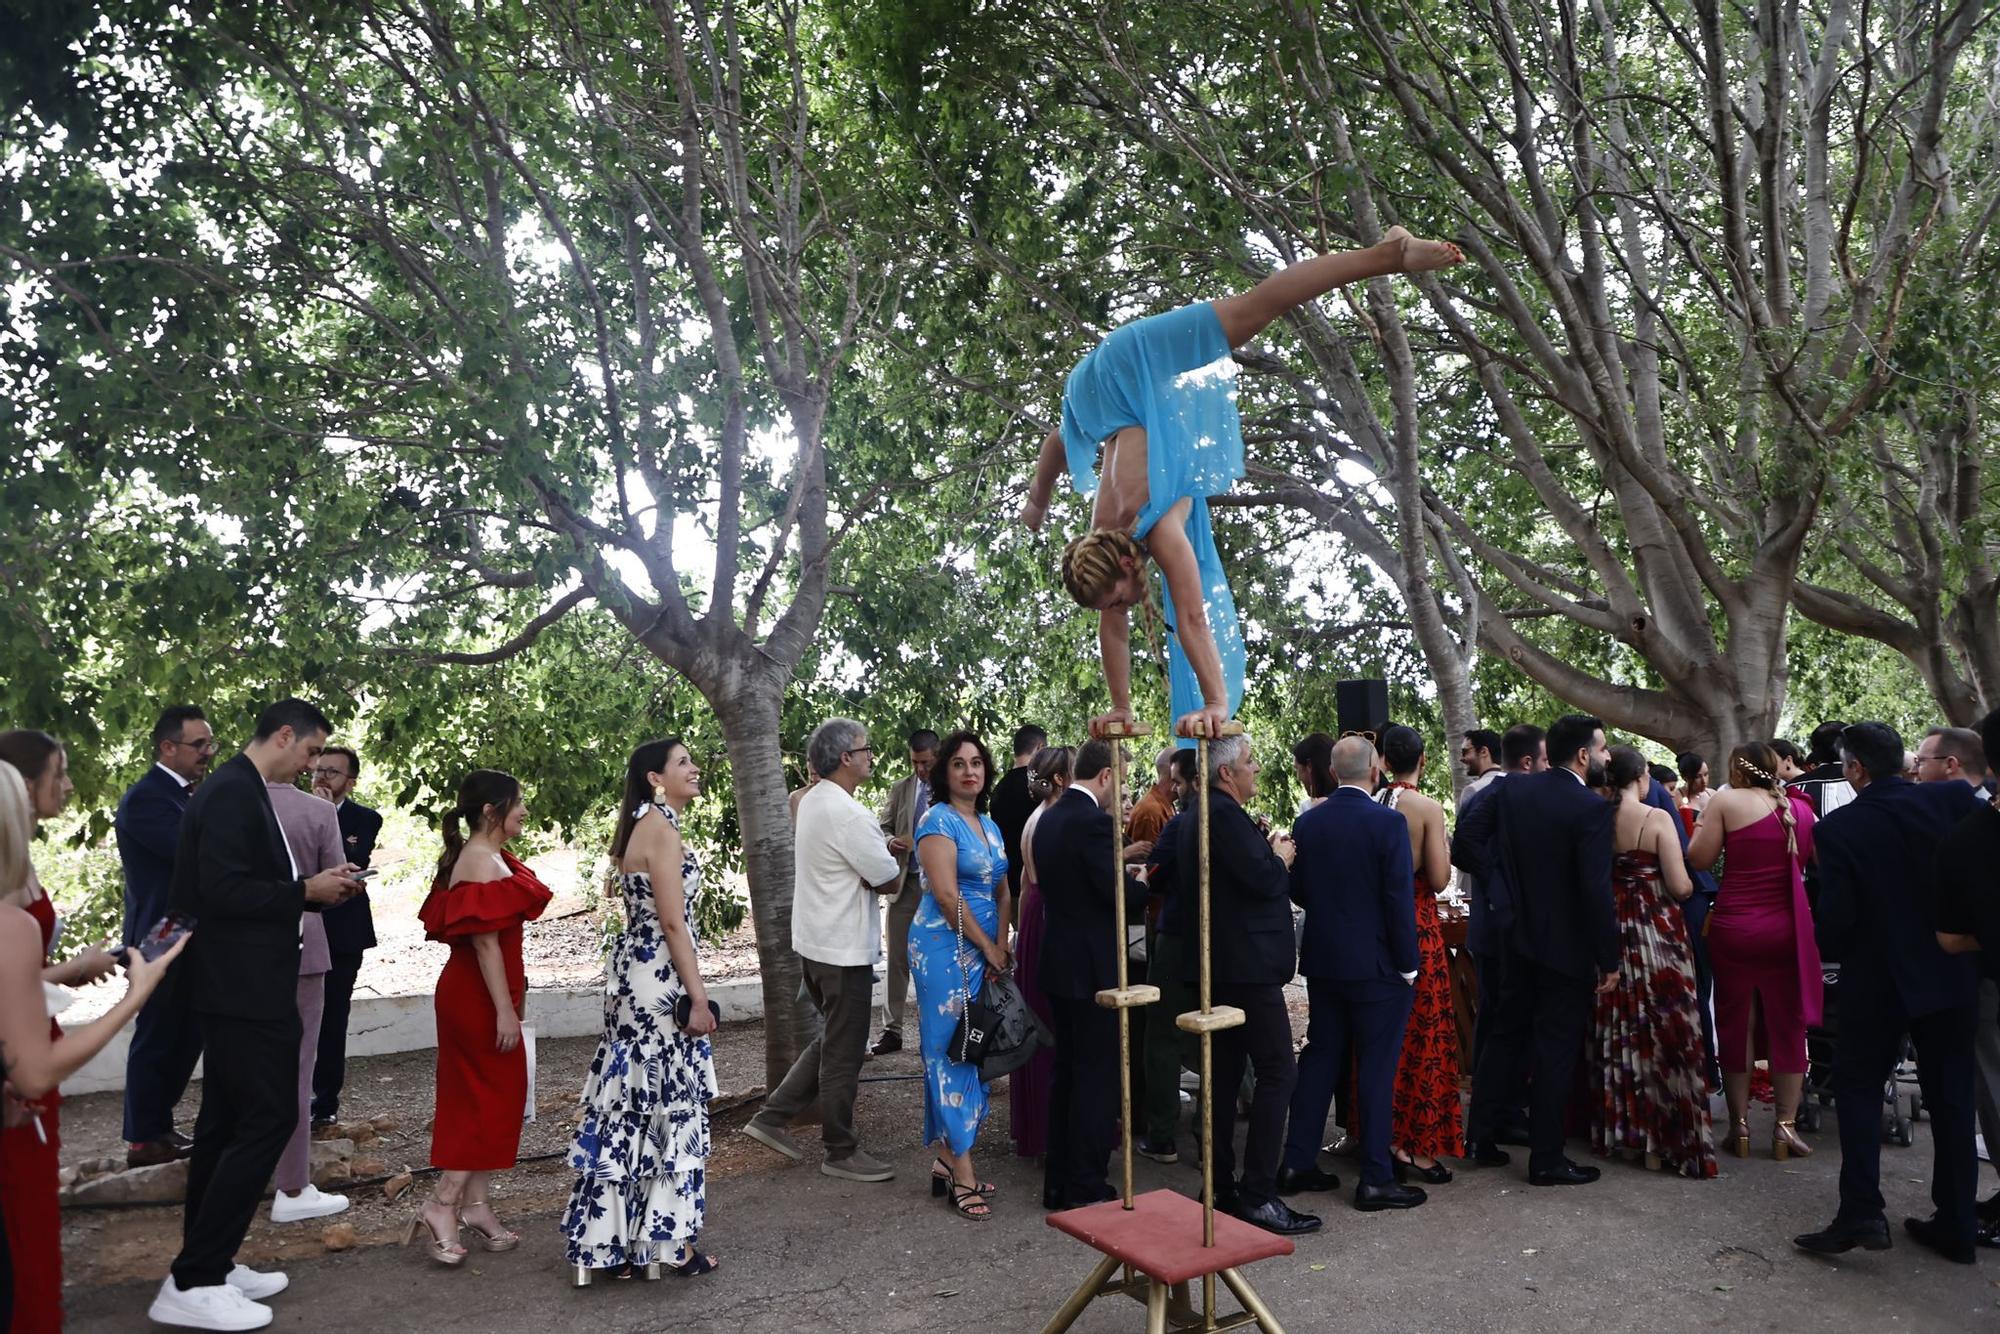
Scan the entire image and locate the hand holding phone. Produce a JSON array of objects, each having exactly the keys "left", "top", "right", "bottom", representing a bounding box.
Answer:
[{"left": 138, "top": 913, "right": 195, "bottom": 963}]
